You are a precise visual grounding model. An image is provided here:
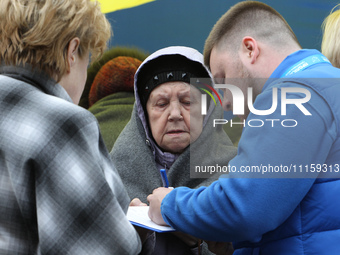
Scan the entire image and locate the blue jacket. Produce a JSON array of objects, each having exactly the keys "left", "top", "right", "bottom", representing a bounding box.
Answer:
[{"left": 160, "top": 50, "right": 340, "bottom": 254}]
